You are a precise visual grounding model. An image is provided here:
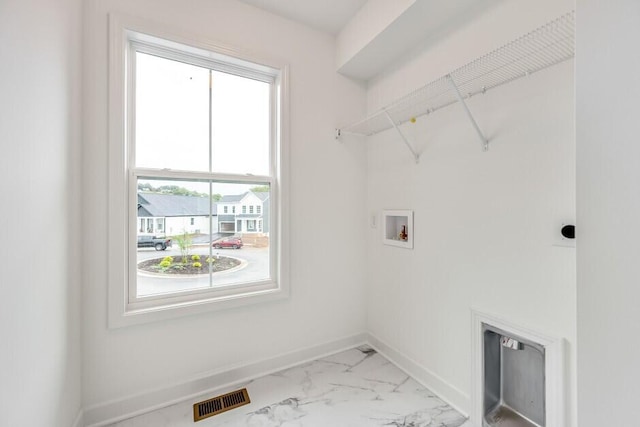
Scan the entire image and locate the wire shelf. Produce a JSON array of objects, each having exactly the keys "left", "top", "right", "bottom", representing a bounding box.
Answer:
[{"left": 339, "top": 11, "right": 575, "bottom": 137}]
